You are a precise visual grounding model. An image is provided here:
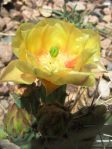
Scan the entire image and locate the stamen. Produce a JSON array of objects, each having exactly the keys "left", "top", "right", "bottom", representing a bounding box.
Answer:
[{"left": 65, "top": 57, "right": 78, "bottom": 68}]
